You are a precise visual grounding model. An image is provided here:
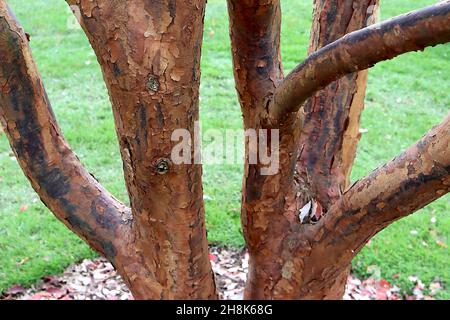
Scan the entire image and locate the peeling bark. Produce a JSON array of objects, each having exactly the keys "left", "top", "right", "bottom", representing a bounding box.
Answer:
[
  {"left": 227, "top": 0, "right": 450, "bottom": 300},
  {"left": 227, "top": 0, "right": 307, "bottom": 299},
  {"left": 65, "top": 0, "right": 216, "bottom": 299},
  {"left": 1, "top": 0, "right": 216, "bottom": 300},
  {"left": 270, "top": 1, "right": 450, "bottom": 120},
  {"left": 322, "top": 115, "right": 450, "bottom": 259},
  {"left": 1, "top": 0, "right": 449, "bottom": 301},
  {"left": 294, "top": 0, "right": 378, "bottom": 209}
]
